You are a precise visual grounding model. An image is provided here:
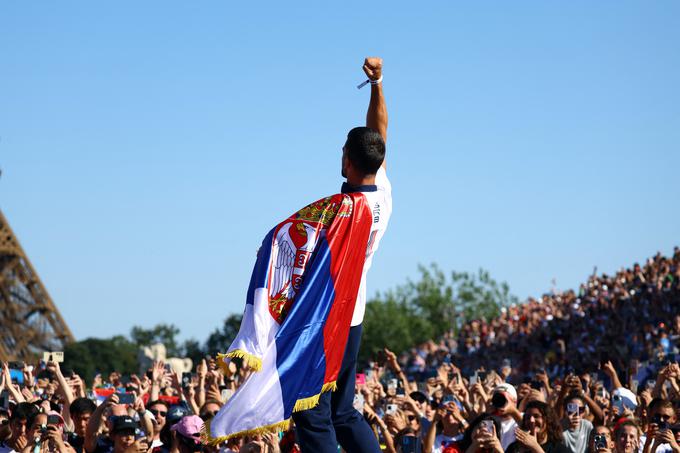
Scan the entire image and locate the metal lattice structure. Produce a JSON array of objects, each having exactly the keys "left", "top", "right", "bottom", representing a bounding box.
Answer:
[{"left": 0, "top": 208, "right": 74, "bottom": 361}]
